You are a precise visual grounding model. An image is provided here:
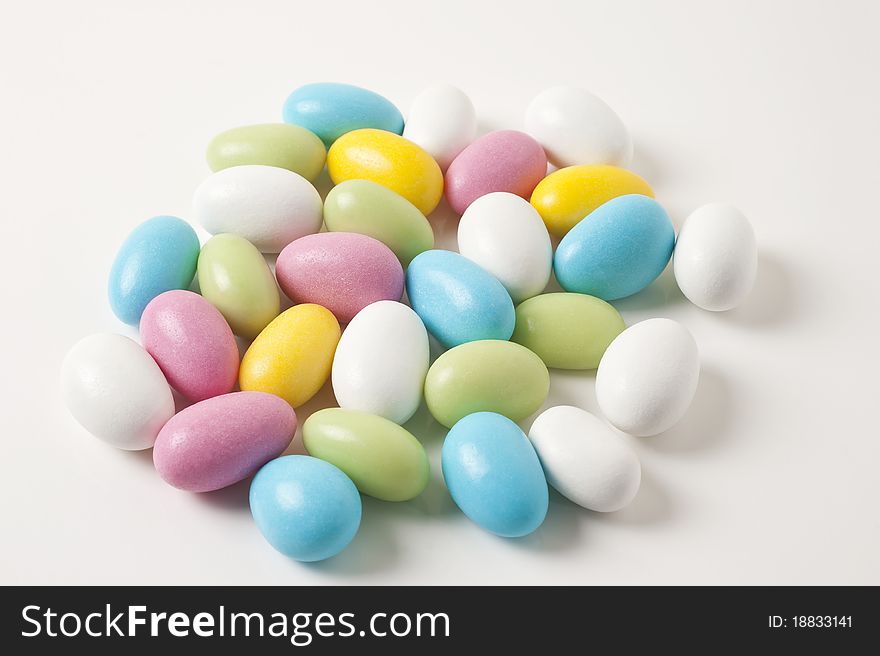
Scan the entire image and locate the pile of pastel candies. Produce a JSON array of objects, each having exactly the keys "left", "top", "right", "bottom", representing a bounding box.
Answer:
[{"left": 61, "top": 82, "right": 757, "bottom": 562}]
